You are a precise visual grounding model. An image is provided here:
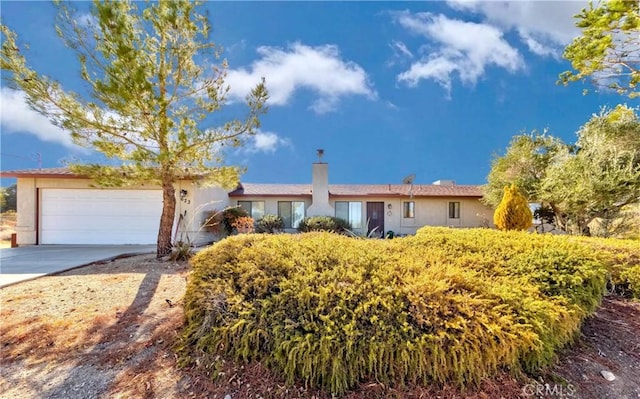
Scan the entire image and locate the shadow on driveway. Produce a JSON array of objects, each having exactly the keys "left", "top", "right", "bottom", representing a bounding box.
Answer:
[{"left": 0, "top": 245, "right": 156, "bottom": 287}]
